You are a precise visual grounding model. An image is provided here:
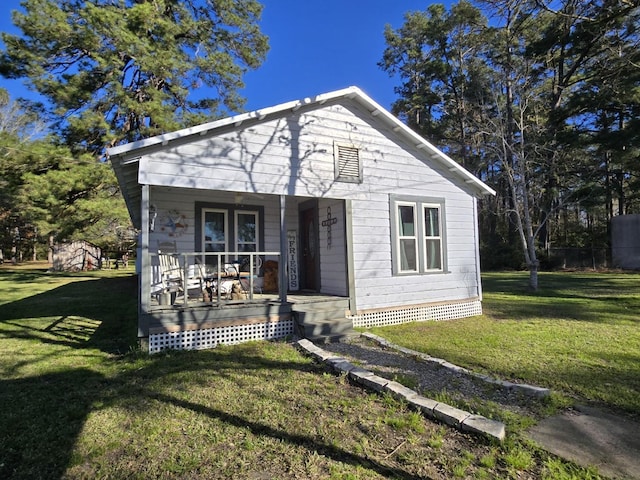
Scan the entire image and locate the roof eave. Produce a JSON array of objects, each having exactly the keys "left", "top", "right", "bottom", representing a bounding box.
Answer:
[
  {"left": 106, "top": 87, "right": 362, "bottom": 158},
  {"left": 348, "top": 88, "right": 496, "bottom": 197},
  {"left": 106, "top": 85, "right": 495, "bottom": 197}
]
